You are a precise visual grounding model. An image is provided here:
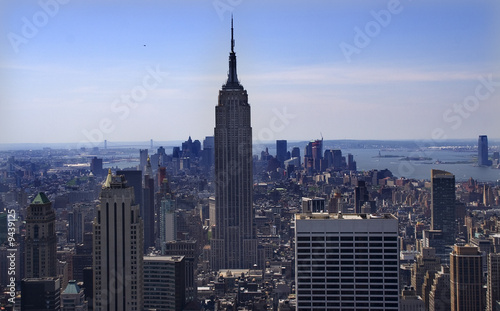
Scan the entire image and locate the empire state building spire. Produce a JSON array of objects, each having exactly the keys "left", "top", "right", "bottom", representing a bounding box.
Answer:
[
  {"left": 231, "top": 16, "right": 234, "bottom": 53},
  {"left": 224, "top": 16, "right": 242, "bottom": 90}
]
